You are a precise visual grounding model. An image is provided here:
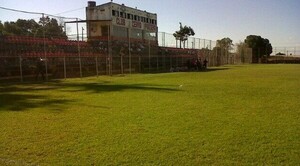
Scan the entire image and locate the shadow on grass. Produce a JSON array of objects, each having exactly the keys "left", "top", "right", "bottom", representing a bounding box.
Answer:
[
  {"left": 60, "top": 82, "right": 180, "bottom": 93},
  {"left": 0, "top": 81, "right": 179, "bottom": 111},
  {"left": 0, "top": 82, "right": 73, "bottom": 111},
  {"left": 0, "top": 93, "right": 73, "bottom": 112},
  {"left": 201, "top": 67, "right": 230, "bottom": 72}
]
